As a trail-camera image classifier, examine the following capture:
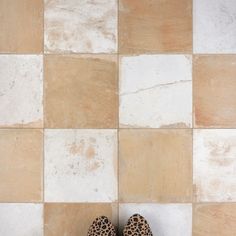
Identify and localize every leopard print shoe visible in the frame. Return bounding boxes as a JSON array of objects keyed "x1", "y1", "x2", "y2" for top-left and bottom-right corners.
[
  {"x1": 123, "y1": 214, "x2": 153, "y2": 236},
  {"x1": 87, "y1": 216, "x2": 117, "y2": 236}
]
